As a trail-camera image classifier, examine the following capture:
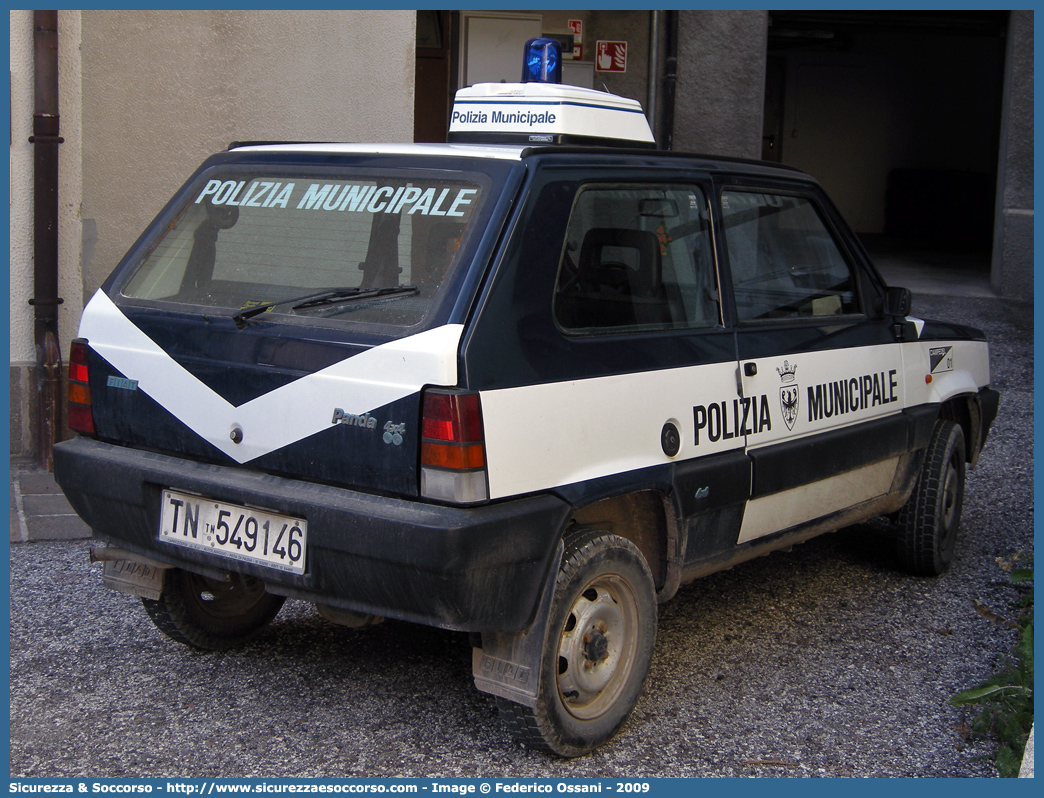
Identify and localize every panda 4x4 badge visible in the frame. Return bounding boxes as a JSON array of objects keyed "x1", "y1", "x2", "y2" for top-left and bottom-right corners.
[
  {"x1": 777, "y1": 360, "x2": 799, "y2": 431},
  {"x1": 383, "y1": 422, "x2": 406, "y2": 446}
]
